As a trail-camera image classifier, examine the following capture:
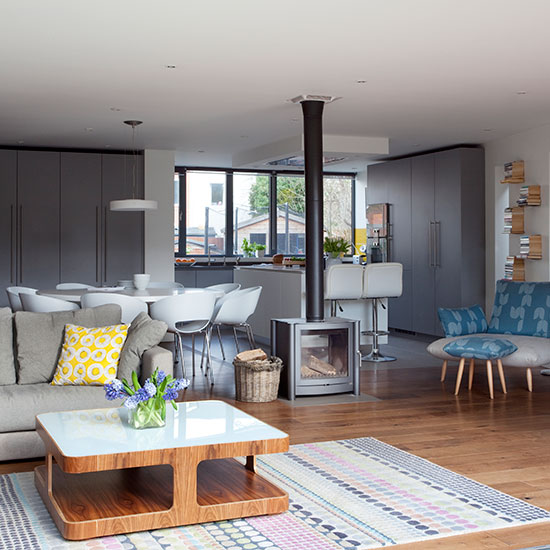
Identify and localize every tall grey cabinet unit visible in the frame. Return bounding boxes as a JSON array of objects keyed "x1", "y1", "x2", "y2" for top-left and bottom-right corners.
[
  {"x1": 0, "y1": 151, "x2": 17, "y2": 306},
  {"x1": 17, "y1": 151, "x2": 61, "y2": 290},
  {"x1": 60, "y1": 152, "x2": 103, "y2": 286},
  {"x1": 367, "y1": 147, "x2": 485, "y2": 336},
  {"x1": 102, "y1": 154, "x2": 144, "y2": 284}
]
